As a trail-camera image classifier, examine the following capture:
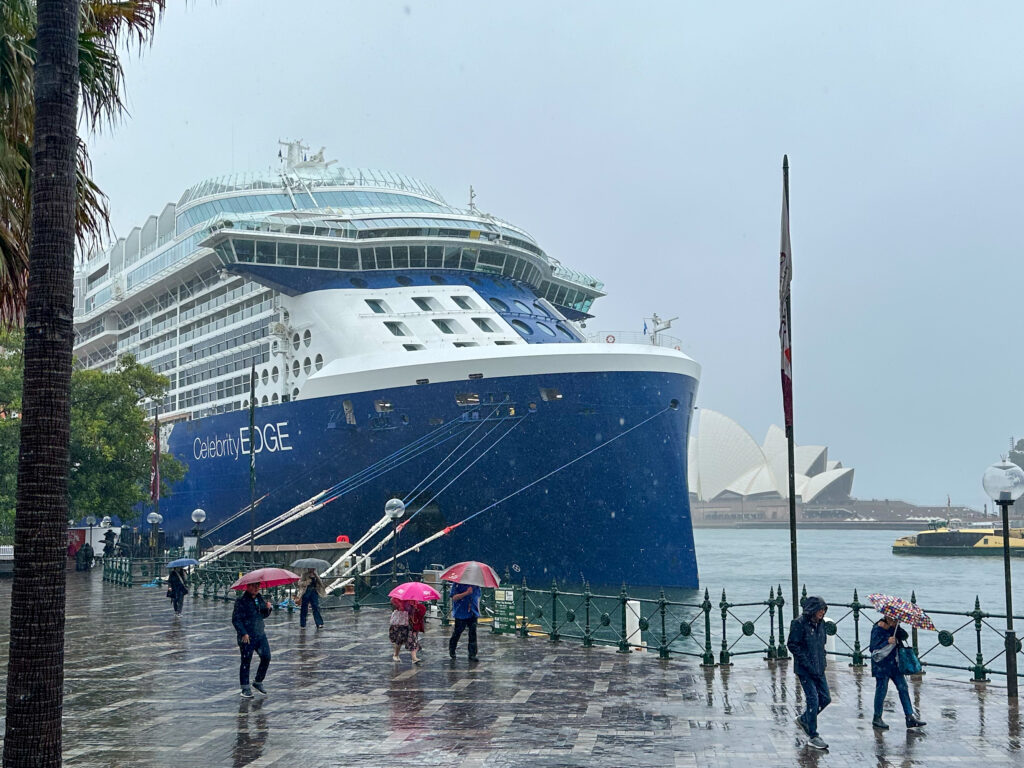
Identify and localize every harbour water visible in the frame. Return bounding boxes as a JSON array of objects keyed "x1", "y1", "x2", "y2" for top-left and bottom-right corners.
[{"x1": 690, "y1": 527, "x2": 1020, "y2": 613}]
